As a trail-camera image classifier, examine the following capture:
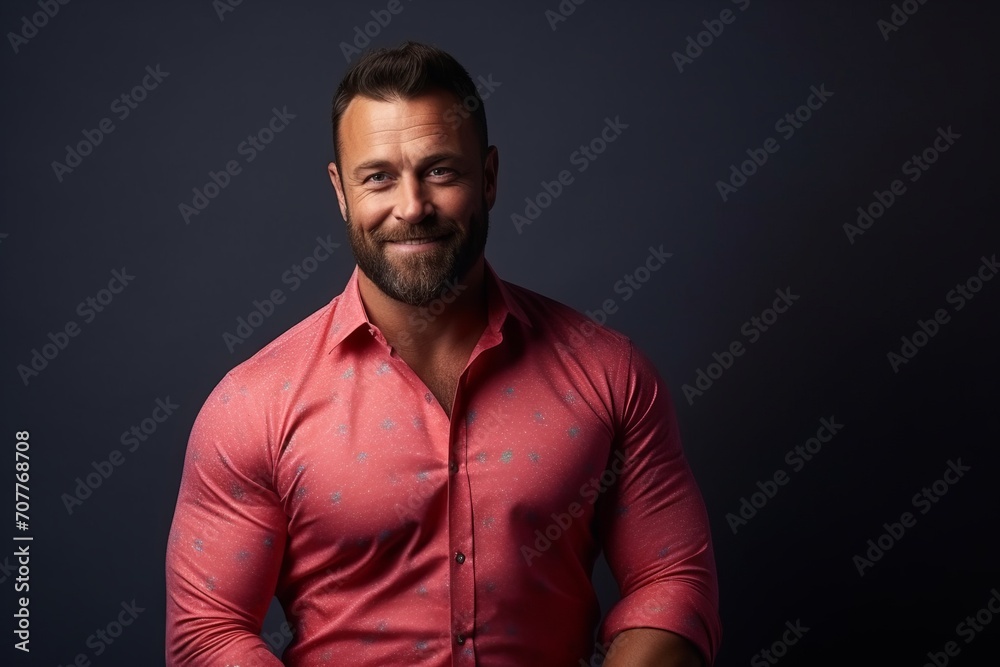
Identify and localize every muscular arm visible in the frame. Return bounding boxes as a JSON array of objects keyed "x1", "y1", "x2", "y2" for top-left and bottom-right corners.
[
  {"x1": 596, "y1": 341, "x2": 722, "y2": 665},
  {"x1": 165, "y1": 374, "x2": 287, "y2": 666},
  {"x1": 604, "y1": 628, "x2": 705, "y2": 667}
]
